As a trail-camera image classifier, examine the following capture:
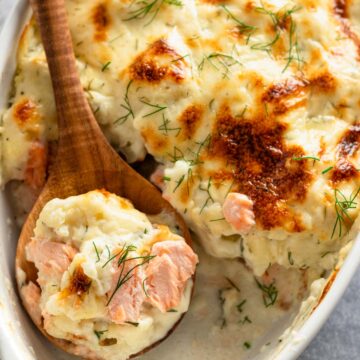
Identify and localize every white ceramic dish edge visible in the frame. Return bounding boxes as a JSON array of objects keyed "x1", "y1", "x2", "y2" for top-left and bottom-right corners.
[{"x1": 0, "y1": 1, "x2": 359, "y2": 359}]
